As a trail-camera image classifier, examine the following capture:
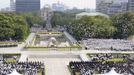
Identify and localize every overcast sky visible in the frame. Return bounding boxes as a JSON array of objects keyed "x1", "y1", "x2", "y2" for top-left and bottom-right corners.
[{"x1": 0, "y1": 0, "x2": 96, "y2": 9}]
